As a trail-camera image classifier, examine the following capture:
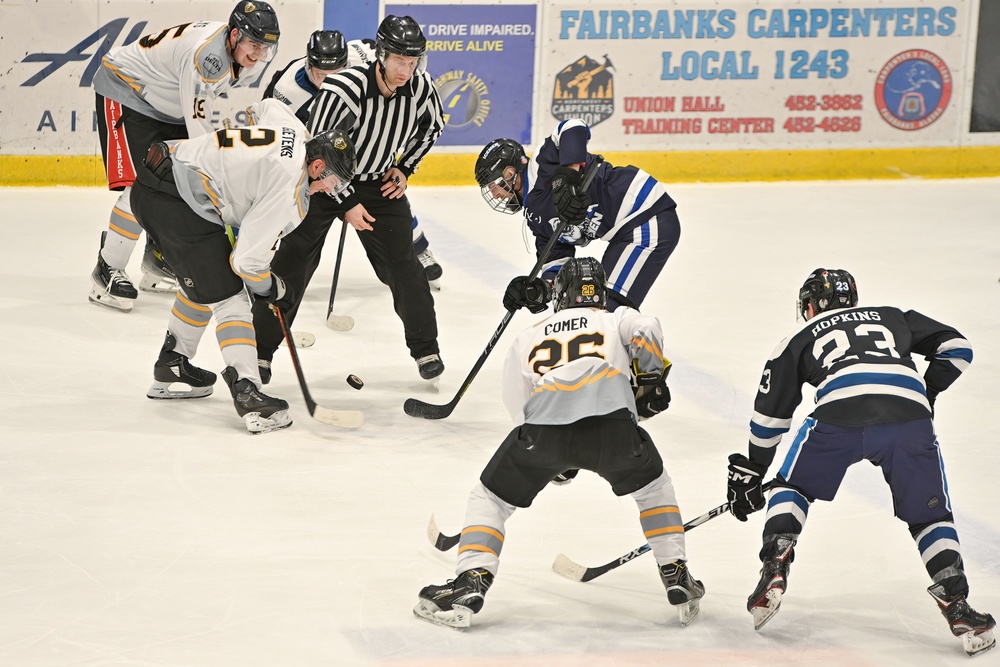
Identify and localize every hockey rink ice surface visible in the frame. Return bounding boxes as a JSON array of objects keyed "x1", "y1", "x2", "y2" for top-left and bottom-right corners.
[{"x1": 1, "y1": 179, "x2": 999, "y2": 666}]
